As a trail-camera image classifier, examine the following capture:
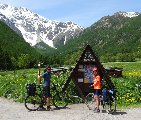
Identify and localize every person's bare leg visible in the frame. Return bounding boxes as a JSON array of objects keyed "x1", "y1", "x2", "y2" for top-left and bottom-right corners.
[
  {"x1": 95, "y1": 96, "x2": 100, "y2": 112},
  {"x1": 96, "y1": 96, "x2": 99, "y2": 110},
  {"x1": 47, "y1": 97, "x2": 50, "y2": 107},
  {"x1": 46, "y1": 97, "x2": 52, "y2": 110}
]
